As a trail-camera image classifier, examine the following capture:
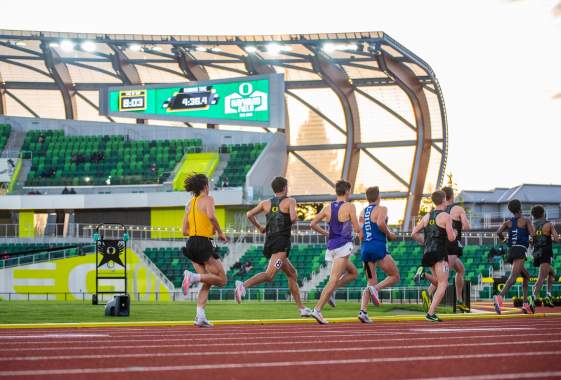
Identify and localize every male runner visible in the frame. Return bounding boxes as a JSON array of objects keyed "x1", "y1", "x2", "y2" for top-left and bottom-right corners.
[
  {"x1": 530, "y1": 205, "x2": 559, "y2": 307},
  {"x1": 358, "y1": 186, "x2": 400, "y2": 324},
  {"x1": 236, "y1": 176, "x2": 312, "y2": 317},
  {"x1": 308, "y1": 180, "x2": 359, "y2": 324},
  {"x1": 411, "y1": 190, "x2": 456, "y2": 322},
  {"x1": 181, "y1": 173, "x2": 228, "y2": 327},
  {"x1": 494, "y1": 199, "x2": 535, "y2": 314},
  {"x1": 417, "y1": 187, "x2": 471, "y2": 312}
]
